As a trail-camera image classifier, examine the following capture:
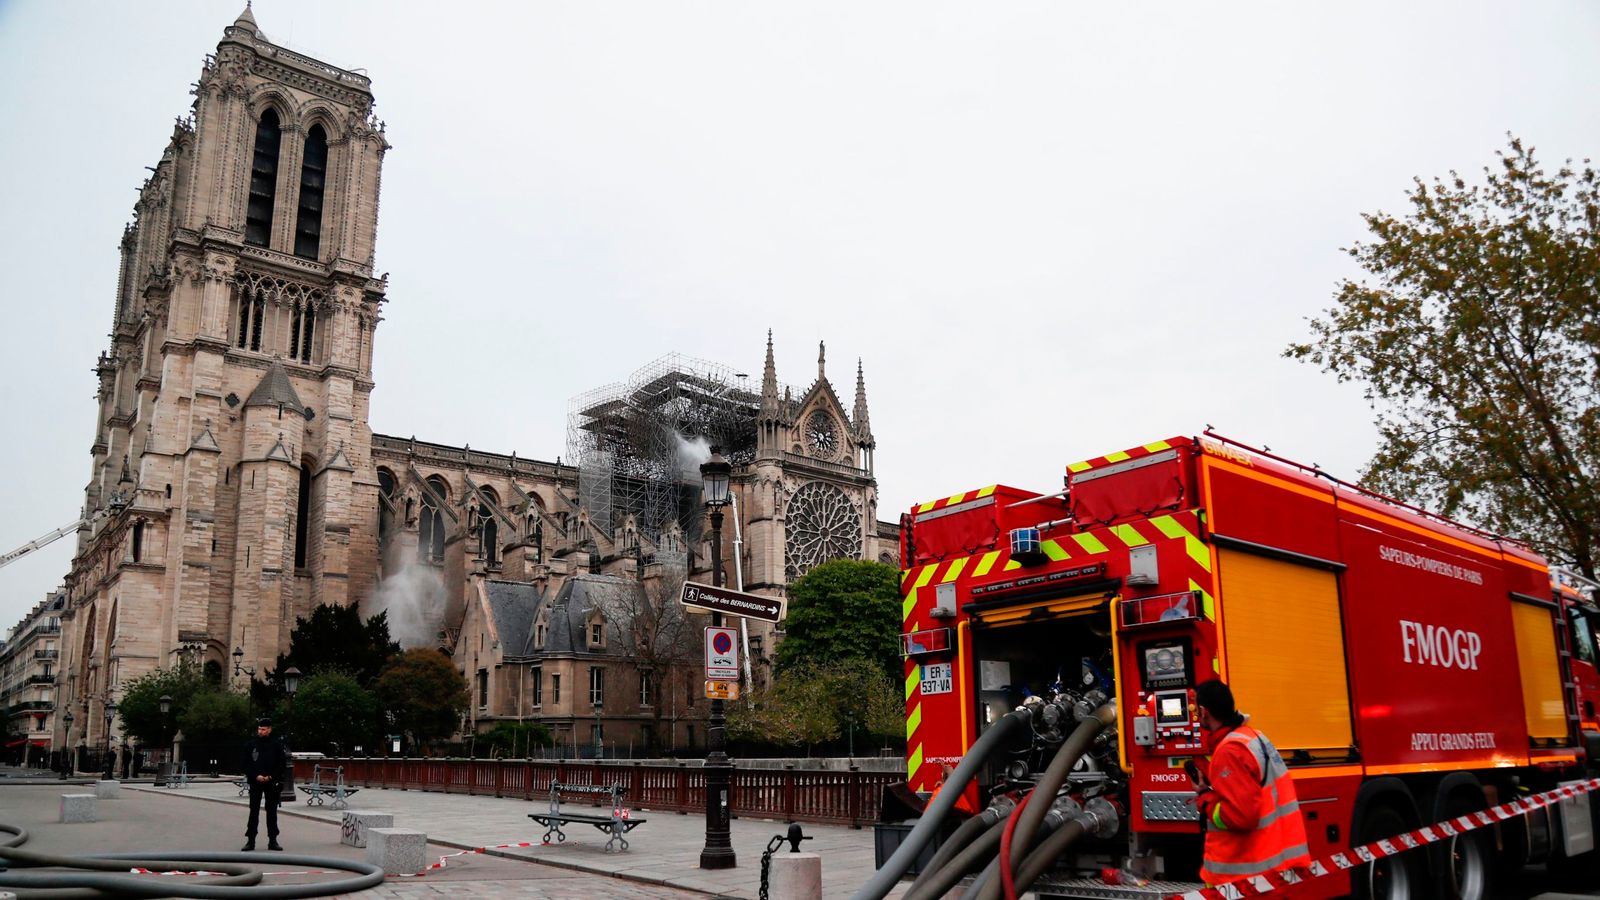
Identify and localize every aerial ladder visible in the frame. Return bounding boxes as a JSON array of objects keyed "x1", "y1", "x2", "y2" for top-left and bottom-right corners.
[{"x1": 0, "y1": 500, "x2": 120, "y2": 571}]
